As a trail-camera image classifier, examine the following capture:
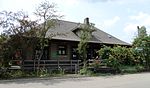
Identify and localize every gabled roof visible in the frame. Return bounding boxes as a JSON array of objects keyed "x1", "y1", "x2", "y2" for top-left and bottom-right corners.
[{"x1": 46, "y1": 20, "x2": 130, "y2": 46}]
